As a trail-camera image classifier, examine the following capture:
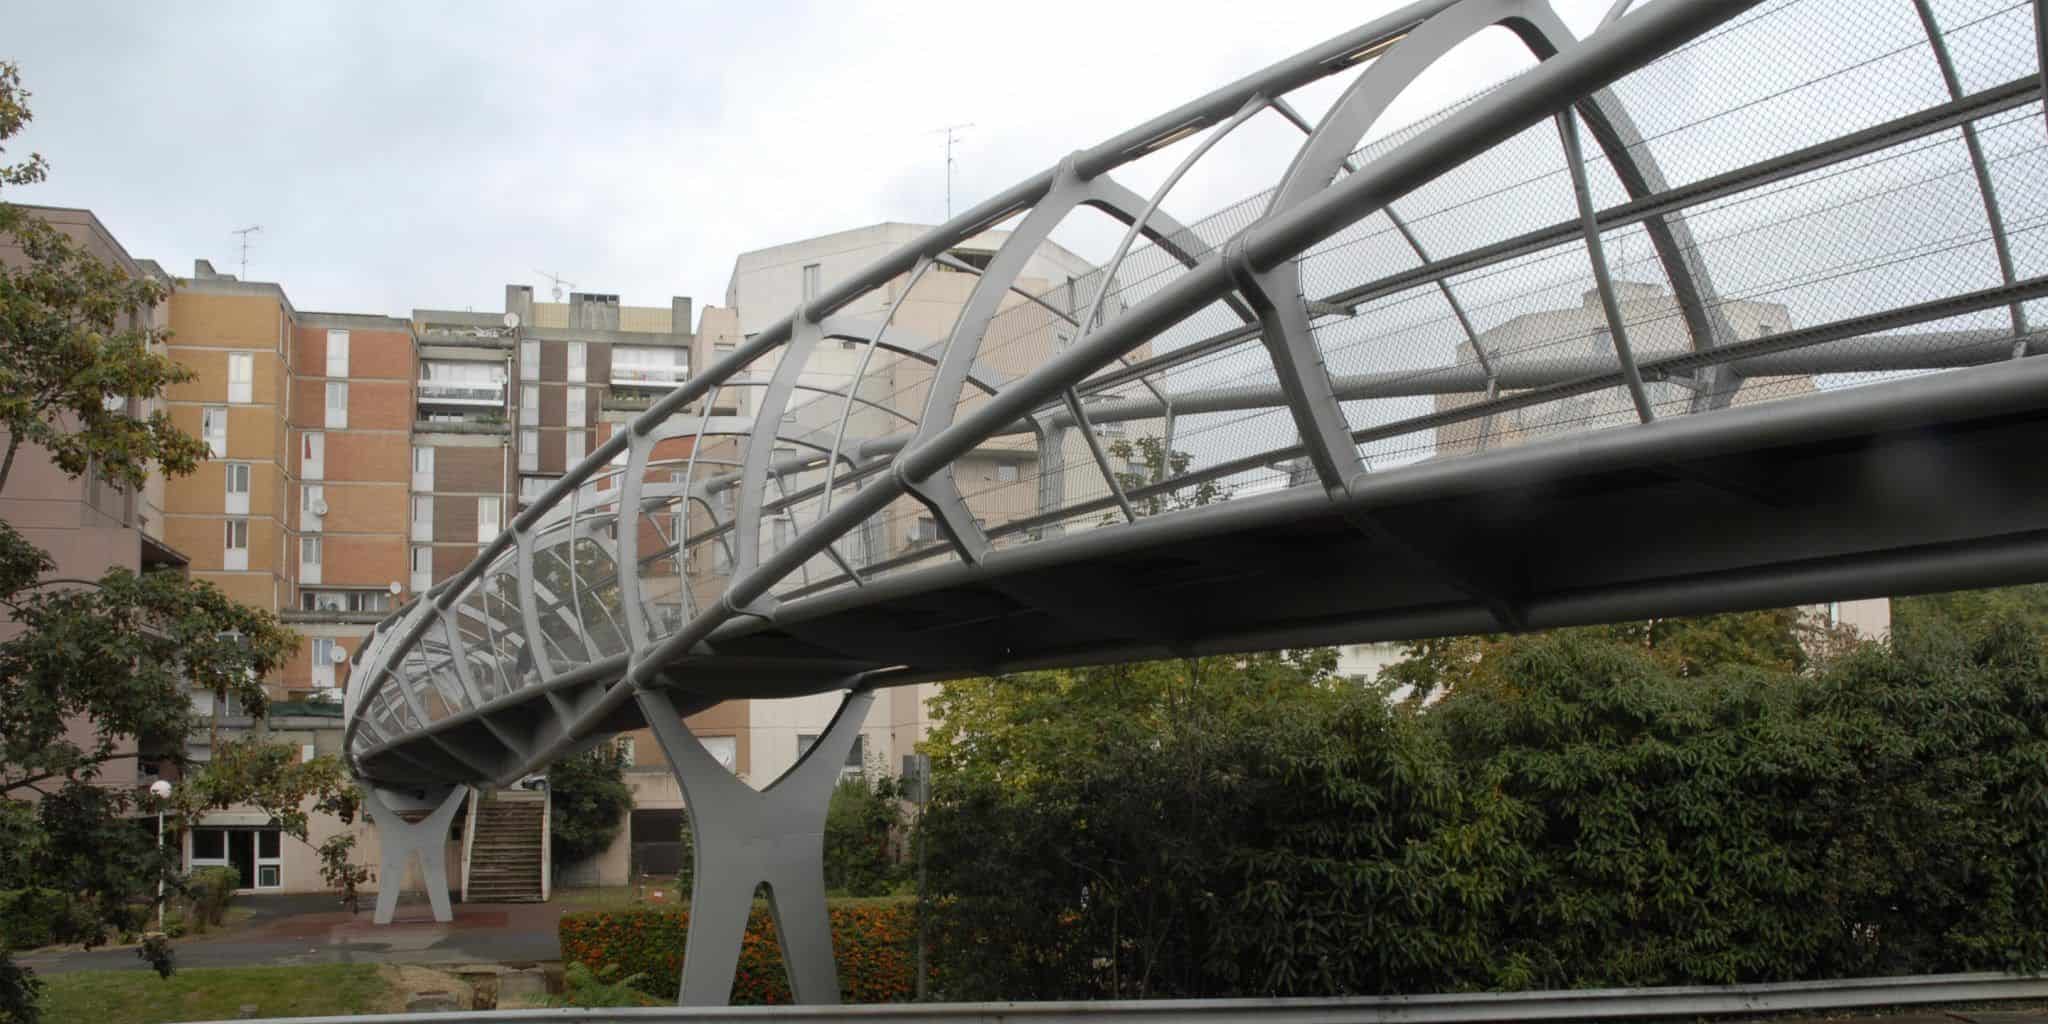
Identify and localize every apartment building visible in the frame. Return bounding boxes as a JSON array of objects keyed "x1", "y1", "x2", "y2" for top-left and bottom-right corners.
[
  {"x1": 1432, "y1": 279, "x2": 1891, "y2": 639},
  {"x1": 0, "y1": 207, "x2": 185, "y2": 796}
]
